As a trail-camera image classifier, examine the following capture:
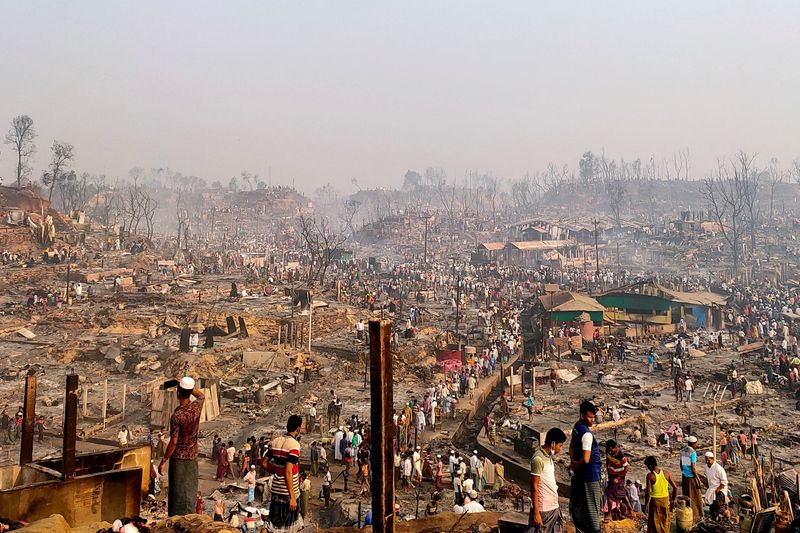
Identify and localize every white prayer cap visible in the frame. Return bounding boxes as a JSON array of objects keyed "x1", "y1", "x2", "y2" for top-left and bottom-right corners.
[
  {"x1": 179, "y1": 376, "x2": 195, "y2": 390},
  {"x1": 416, "y1": 446, "x2": 421, "y2": 450},
  {"x1": 704, "y1": 451, "x2": 714, "y2": 458},
  {"x1": 469, "y1": 490, "x2": 478, "y2": 499},
  {"x1": 473, "y1": 450, "x2": 478, "y2": 454},
  {"x1": 687, "y1": 436, "x2": 697, "y2": 443}
]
